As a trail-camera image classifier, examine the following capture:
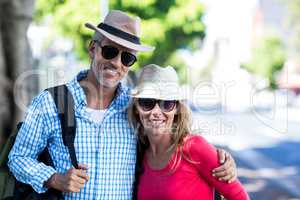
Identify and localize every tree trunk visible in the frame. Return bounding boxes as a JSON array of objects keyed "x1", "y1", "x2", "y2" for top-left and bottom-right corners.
[{"x1": 0, "y1": 0, "x2": 36, "y2": 149}]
